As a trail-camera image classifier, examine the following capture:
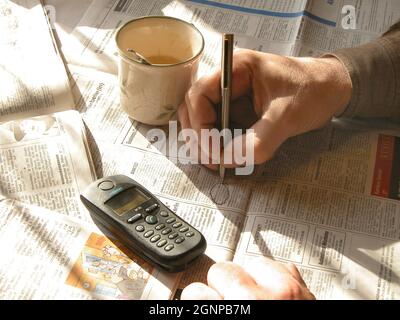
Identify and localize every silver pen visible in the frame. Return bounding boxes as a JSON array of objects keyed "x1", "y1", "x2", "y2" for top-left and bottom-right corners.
[{"x1": 220, "y1": 33, "x2": 234, "y2": 180}]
